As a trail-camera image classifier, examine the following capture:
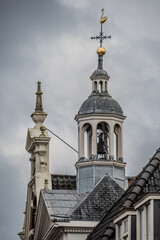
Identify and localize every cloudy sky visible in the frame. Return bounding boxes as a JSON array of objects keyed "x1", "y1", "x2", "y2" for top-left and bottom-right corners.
[{"x1": 1, "y1": 0, "x2": 160, "y2": 239}]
